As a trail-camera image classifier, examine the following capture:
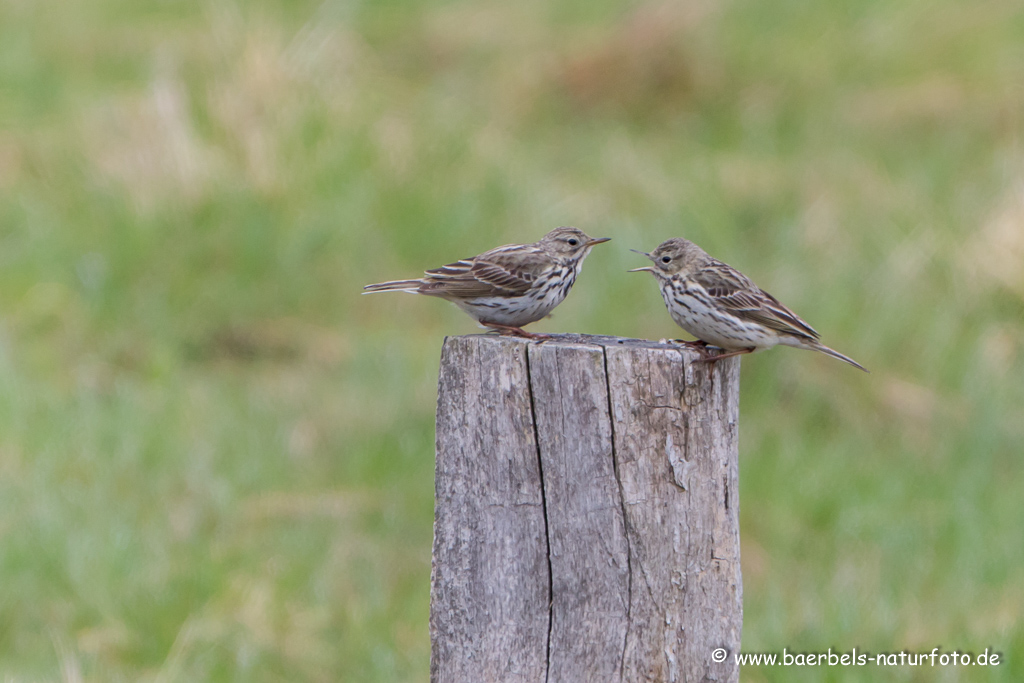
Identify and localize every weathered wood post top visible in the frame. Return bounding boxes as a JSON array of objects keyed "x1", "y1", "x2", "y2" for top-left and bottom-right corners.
[{"x1": 431, "y1": 333, "x2": 742, "y2": 683}]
